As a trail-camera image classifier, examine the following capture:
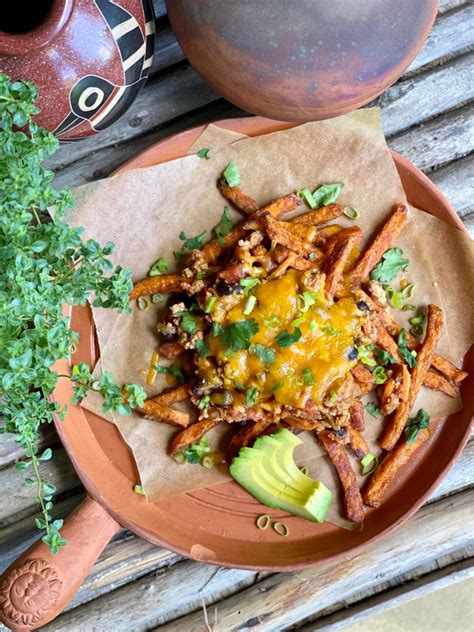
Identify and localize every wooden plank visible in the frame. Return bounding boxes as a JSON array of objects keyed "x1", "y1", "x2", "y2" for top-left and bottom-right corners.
[
  {"x1": 0, "y1": 447, "x2": 80, "y2": 526},
  {"x1": 380, "y1": 52, "x2": 474, "y2": 137},
  {"x1": 44, "y1": 561, "x2": 260, "y2": 631},
  {"x1": 299, "y1": 558, "x2": 474, "y2": 630},
  {"x1": 53, "y1": 99, "x2": 244, "y2": 189},
  {"x1": 388, "y1": 103, "x2": 474, "y2": 173},
  {"x1": 153, "y1": 0, "x2": 167, "y2": 20},
  {"x1": 407, "y1": 4, "x2": 474, "y2": 75},
  {"x1": 42, "y1": 489, "x2": 473, "y2": 631},
  {"x1": 0, "y1": 425, "x2": 58, "y2": 469},
  {"x1": 439, "y1": 0, "x2": 470, "y2": 13},
  {"x1": 151, "y1": 19, "x2": 185, "y2": 76},
  {"x1": 430, "y1": 154, "x2": 474, "y2": 218}
]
